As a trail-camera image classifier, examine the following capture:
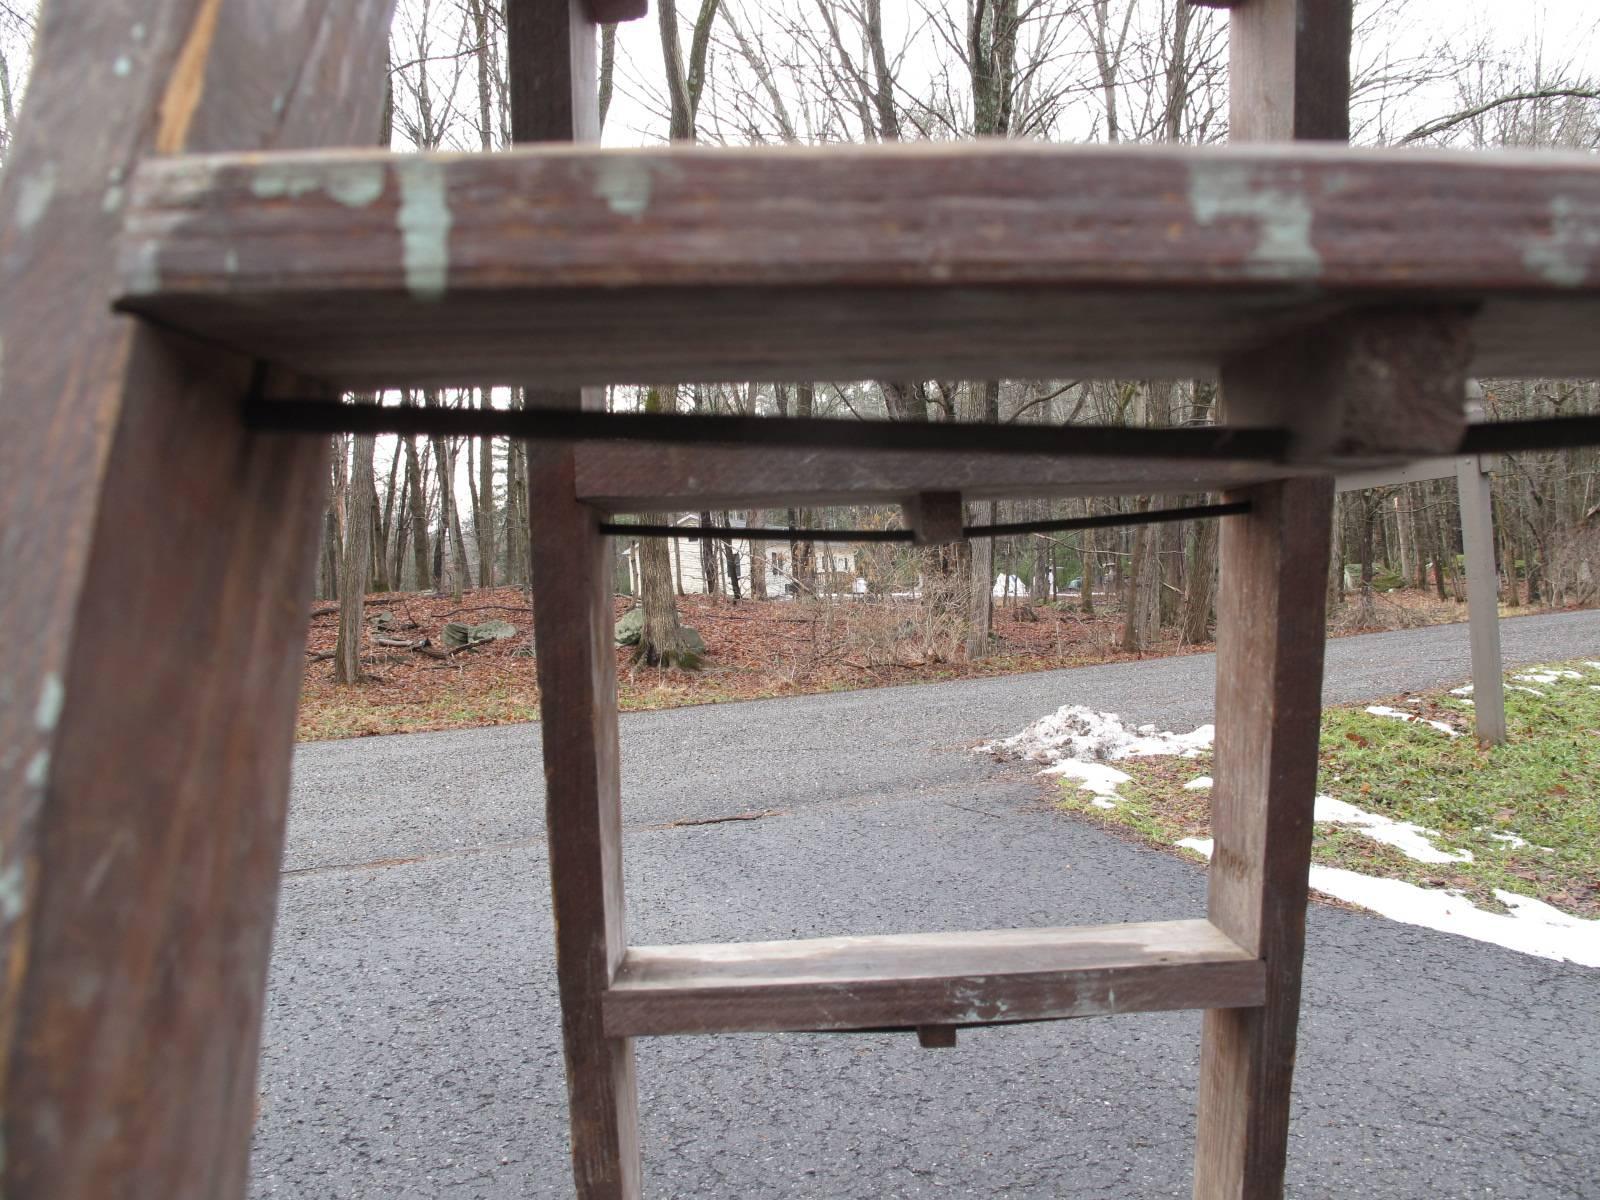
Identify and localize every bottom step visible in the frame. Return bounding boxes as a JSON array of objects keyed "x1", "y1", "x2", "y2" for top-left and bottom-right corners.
[{"x1": 603, "y1": 918, "x2": 1262, "y2": 1037}]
